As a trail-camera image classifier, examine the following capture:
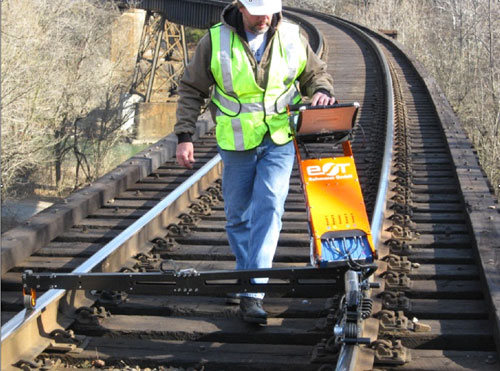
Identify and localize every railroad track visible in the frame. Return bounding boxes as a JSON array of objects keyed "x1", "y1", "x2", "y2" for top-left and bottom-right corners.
[{"x1": 2, "y1": 5, "x2": 499, "y2": 371}]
